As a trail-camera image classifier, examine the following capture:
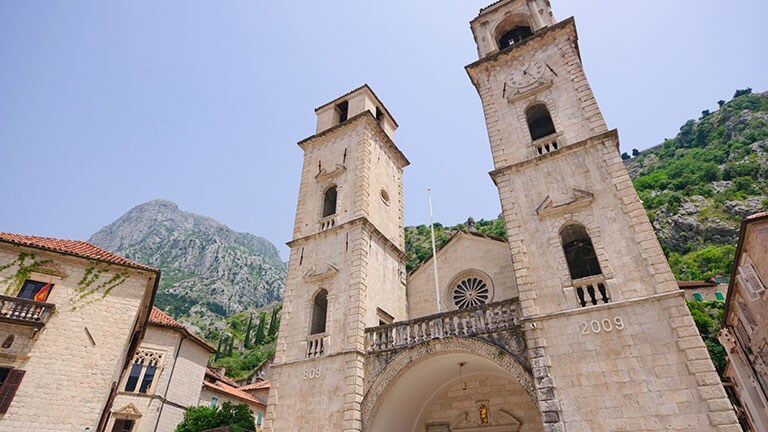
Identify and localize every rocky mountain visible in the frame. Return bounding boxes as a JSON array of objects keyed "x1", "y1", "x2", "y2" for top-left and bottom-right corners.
[
  {"x1": 404, "y1": 89, "x2": 768, "y2": 281},
  {"x1": 89, "y1": 199, "x2": 286, "y2": 332}
]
